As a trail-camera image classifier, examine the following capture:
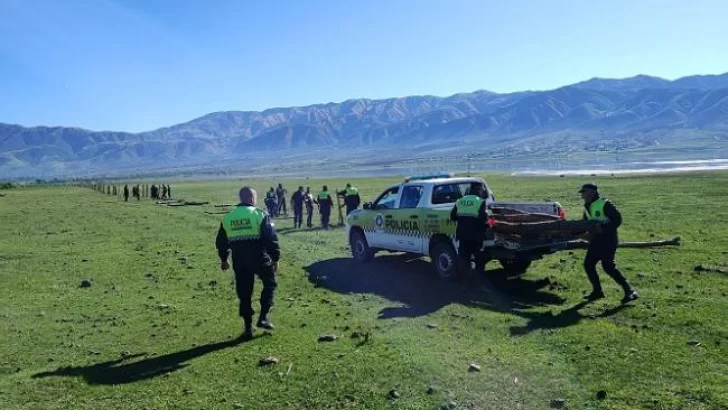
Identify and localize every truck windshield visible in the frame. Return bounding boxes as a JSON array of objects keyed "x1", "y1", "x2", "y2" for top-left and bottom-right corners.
[
  {"x1": 431, "y1": 182, "x2": 484, "y2": 205},
  {"x1": 373, "y1": 186, "x2": 399, "y2": 209}
]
